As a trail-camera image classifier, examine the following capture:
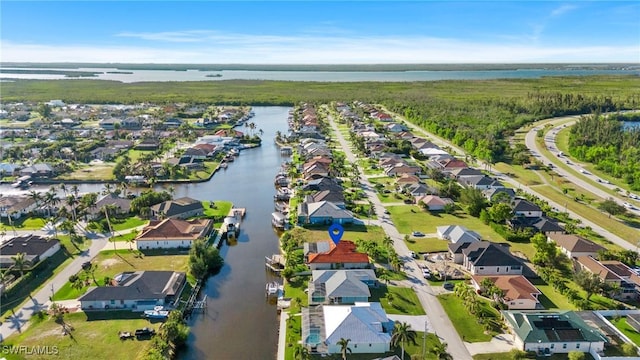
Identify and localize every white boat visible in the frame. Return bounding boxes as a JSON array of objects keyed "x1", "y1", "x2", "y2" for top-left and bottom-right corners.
[
  {"x1": 220, "y1": 162, "x2": 228, "y2": 169},
  {"x1": 144, "y1": 306, "x2": 170, "y2": 319},
  {"x1": 266, "y1": 281, "x2": 282, "y2": 296}
]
